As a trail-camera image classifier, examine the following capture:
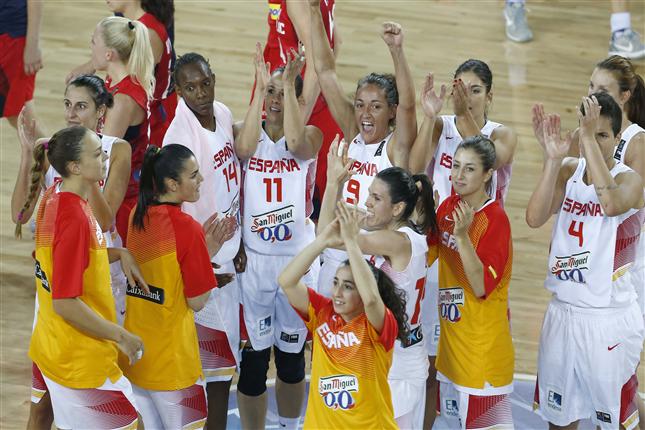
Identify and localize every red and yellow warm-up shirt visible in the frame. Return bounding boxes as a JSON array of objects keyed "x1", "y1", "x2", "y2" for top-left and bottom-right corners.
[
  {"x1": 124, "y1": 204, "x2": 216, "y2": 390},
  {"x1": 427, "y1": 195, "x2": 514, "y2": 389},
  {"x1": 299, "y1": 288, "x2": 398, "y2": 430},
  {"x1": 29, "y1": 188, "x2": 122, "y2": 389}
]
